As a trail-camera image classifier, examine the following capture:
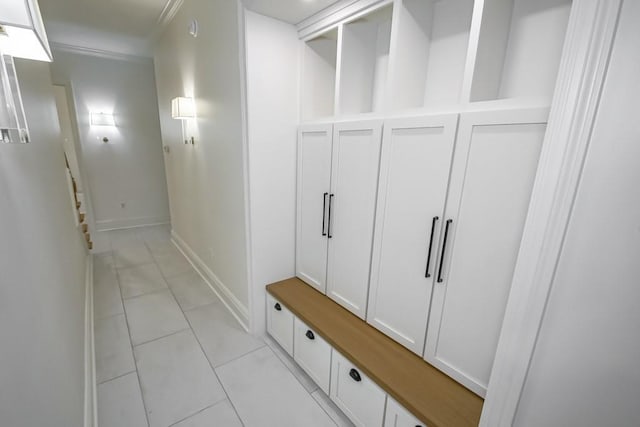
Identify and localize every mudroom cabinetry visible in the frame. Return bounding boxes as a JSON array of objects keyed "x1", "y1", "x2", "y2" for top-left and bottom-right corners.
[
  {"x1": 291, "y1": 0, "x2": 572, "y2": 399},
  {"x1": 295, "y1": 120, "x2": 383, "y2": 319}
]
